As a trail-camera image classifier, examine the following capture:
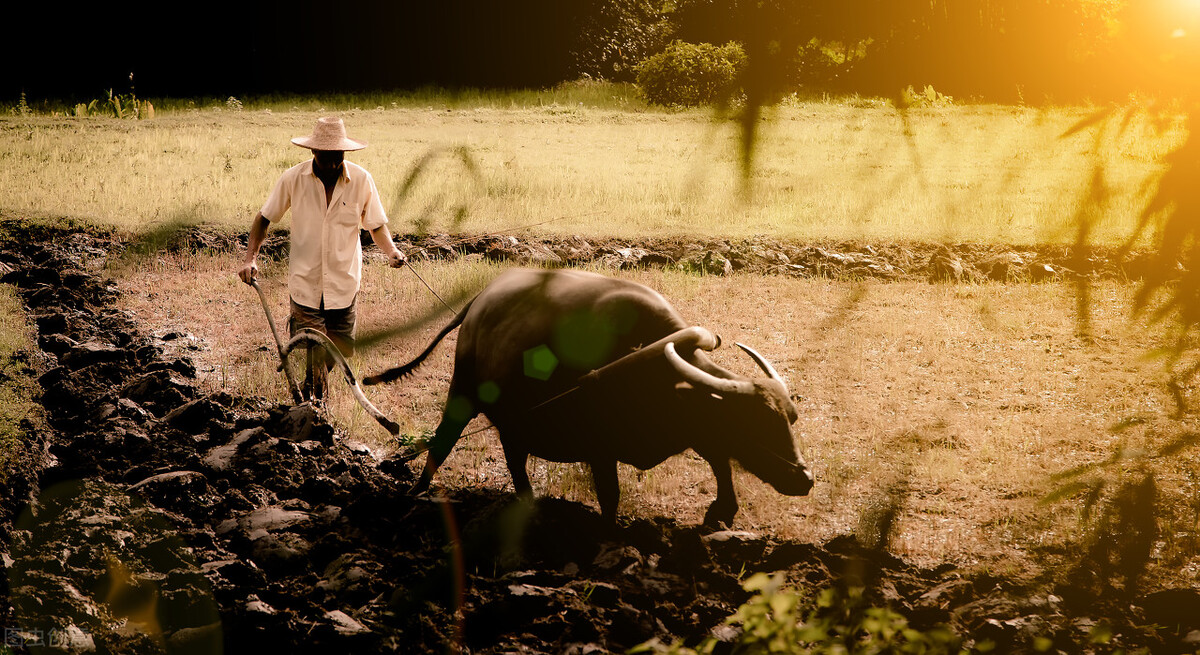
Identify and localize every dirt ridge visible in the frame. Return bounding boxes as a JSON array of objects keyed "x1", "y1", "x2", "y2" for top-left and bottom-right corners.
[{"x1": 170, "y1": 225, "x2": 1157, "y2": 283}]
